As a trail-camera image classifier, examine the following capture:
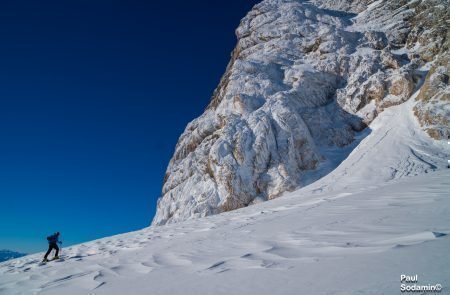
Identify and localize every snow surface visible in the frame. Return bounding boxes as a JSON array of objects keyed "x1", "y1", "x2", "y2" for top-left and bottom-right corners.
[{"x1": 1, "y1": 96, "x2": 449, "y2": 294}]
